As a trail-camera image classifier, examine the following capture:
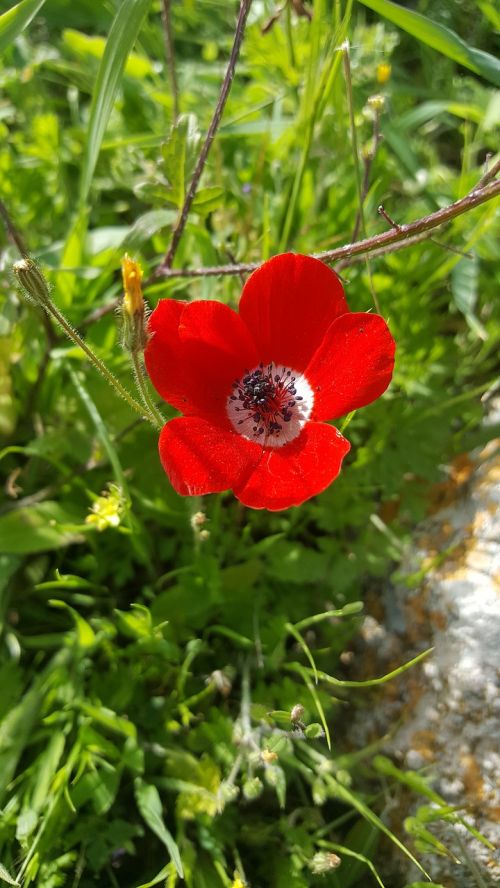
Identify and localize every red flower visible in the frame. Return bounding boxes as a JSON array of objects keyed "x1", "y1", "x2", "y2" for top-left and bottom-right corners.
[{"x1": 145, "y1": 253, "x2": 395, "y2": 511}]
